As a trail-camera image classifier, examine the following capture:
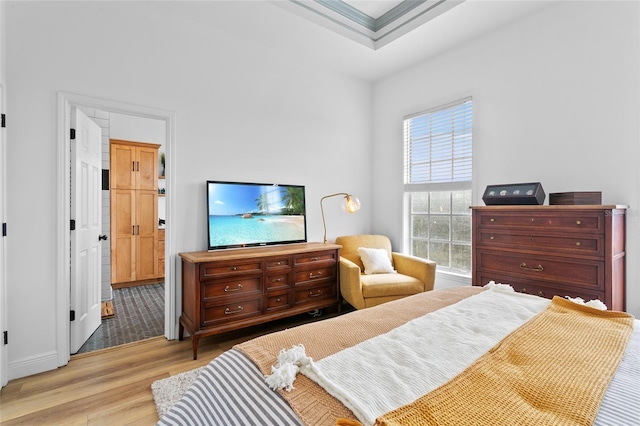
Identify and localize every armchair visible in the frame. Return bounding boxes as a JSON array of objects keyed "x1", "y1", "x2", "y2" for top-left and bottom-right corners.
[{"x1": 335, "y1": 235, "x2": 436, "y2": 310}]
